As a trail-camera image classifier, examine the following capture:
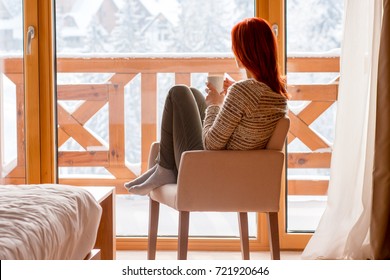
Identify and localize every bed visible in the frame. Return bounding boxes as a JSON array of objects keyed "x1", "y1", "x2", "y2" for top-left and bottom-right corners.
[{"x1": 0, "y1": 184, "x2": 105, "y2": 260}]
